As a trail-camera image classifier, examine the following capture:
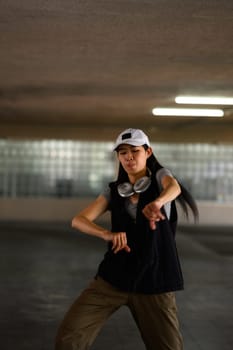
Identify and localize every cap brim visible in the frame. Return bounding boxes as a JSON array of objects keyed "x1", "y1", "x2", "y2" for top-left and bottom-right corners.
[{"x1": 113, "y1": 140, "x2": 147, "y2": 151}]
